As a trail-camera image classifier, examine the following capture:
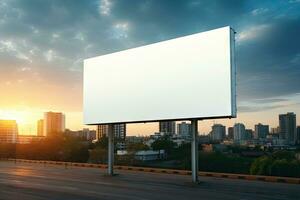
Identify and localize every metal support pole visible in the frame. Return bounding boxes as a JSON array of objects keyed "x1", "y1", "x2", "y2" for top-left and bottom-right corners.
[
  {"x1": 108, "y1": 124, "x2": 114, "y2": 176},
  {"x1": 191, "y1": 119, "x2": 199, "y2": 183}
]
